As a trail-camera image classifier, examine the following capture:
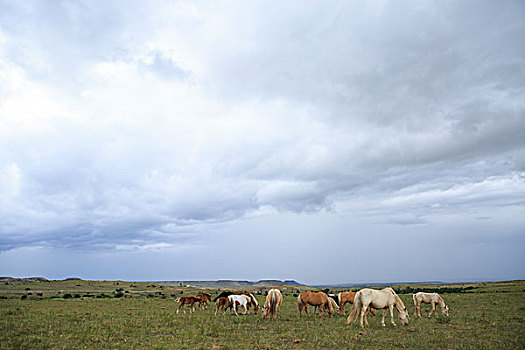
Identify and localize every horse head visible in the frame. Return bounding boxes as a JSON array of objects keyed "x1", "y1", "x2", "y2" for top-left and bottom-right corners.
[
  {"x1": 261, "y1": 306, "x2": 269, "y2": 319},
  {"x1": 442, "y1": 305, "x2": 450, "y2": 317},
  {"x1": 397, "y1": 305, "x2": 410, "y2": 325}
]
